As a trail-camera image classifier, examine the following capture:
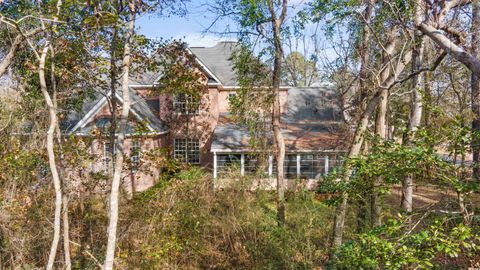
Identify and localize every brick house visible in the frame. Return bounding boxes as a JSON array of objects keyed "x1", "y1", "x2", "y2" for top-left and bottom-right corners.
[{"x1": 64, "y1": 42, "x2": 347, "y2": 192}]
